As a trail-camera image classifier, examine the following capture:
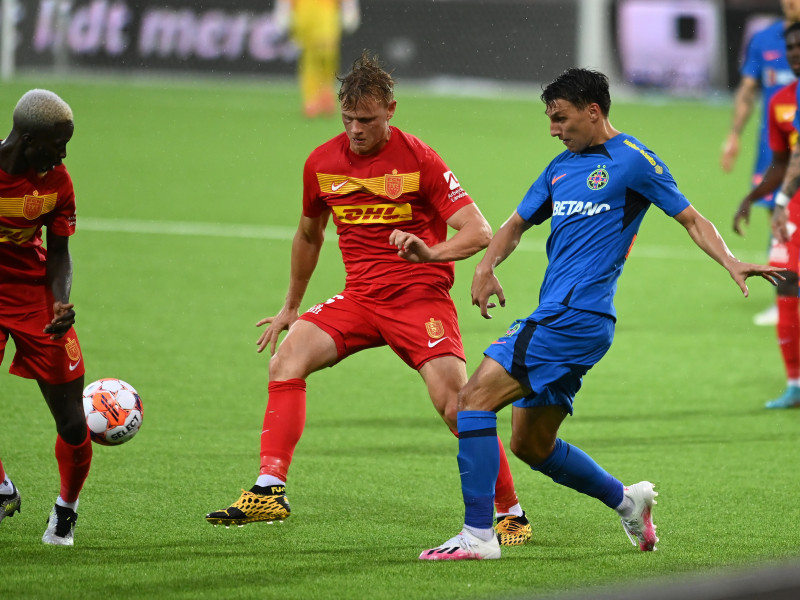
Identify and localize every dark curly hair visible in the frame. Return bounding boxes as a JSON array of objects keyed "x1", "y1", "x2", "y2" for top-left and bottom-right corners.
[
  {"x1": 338, "y1": 50, "x2": 394, "y2": 111},
  {"x1": 541, "y1": 68, "x2": 611, "y2": 116}
]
